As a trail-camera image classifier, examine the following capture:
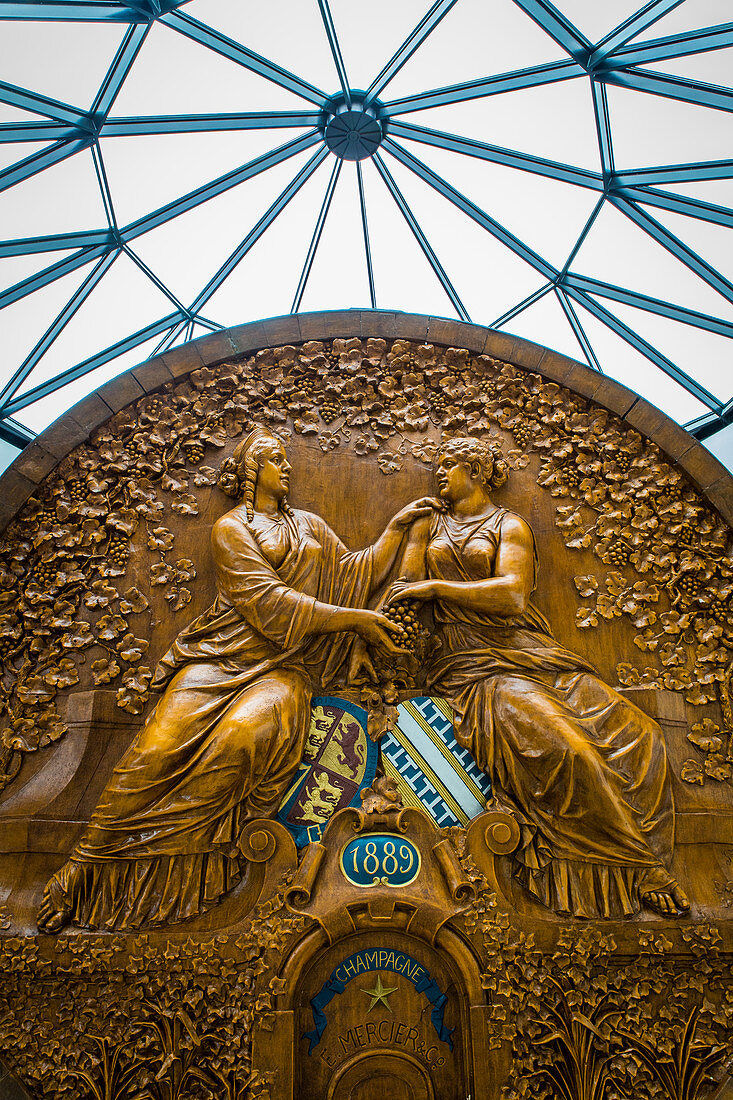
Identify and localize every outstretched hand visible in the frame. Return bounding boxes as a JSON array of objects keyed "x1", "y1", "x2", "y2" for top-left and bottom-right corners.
[
  {"x1": 384, "y1": 578, "x2": 436, "y2": 608},
  {"x1": 389, "y1": 497, "x2": 443, "y2": 530},
  {"x1": 354, "y1": 609, "x2": 410, "y2": 656}
]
